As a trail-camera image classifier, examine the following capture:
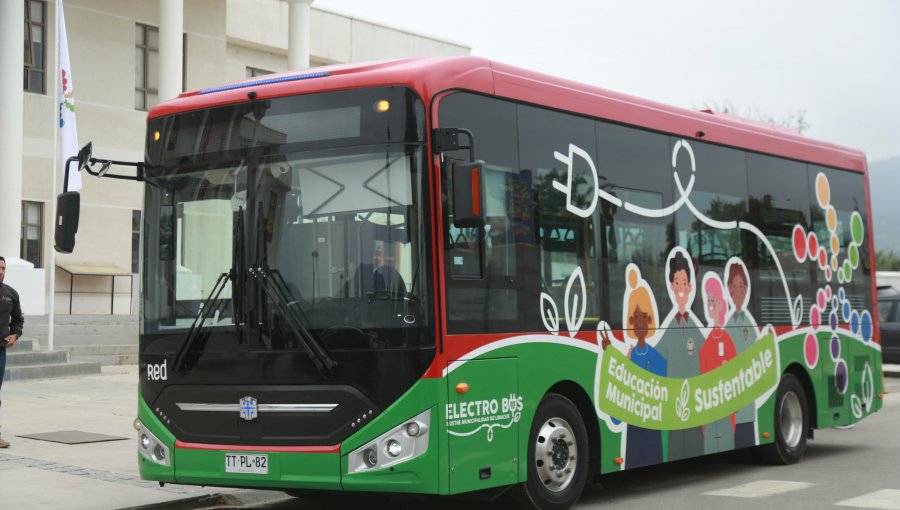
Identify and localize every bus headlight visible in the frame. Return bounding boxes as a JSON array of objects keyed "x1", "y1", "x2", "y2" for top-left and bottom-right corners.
[
  {"x1": 363, "y1": 448, "x2": 378, "y2": 468},
  {"x1": 136, "y1": 421, "x2": 170, "y2": 466},
  {"x1": 348, "y1": 408, "x2": 430, "y2": 473},
  {"x1": 385, "y1": 439, "x2": 402, "y2": 458}
]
